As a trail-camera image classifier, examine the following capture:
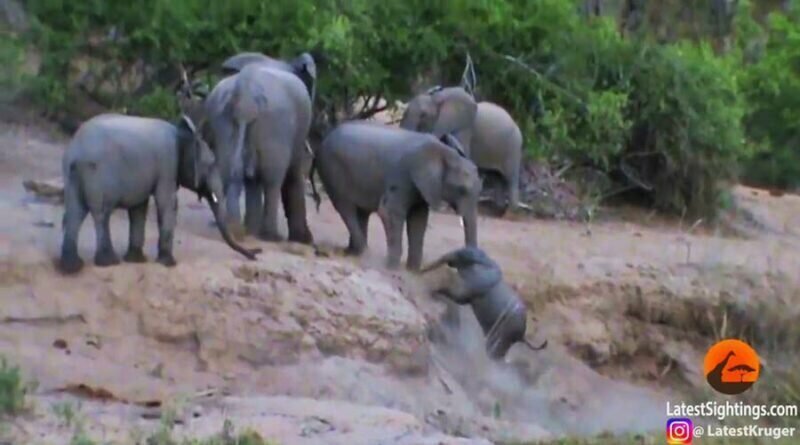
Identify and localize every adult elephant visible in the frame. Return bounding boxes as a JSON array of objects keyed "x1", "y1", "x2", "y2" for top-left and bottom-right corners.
[
  {"x1": 202, "y1": 55, "x2": 313, "y2": 243},
  {"x1": 400, "y1": 86, "x2": 523, "y2": 213},
  {"x1": 311, "y1": 121, "x2": 482, "y2": 271}
]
